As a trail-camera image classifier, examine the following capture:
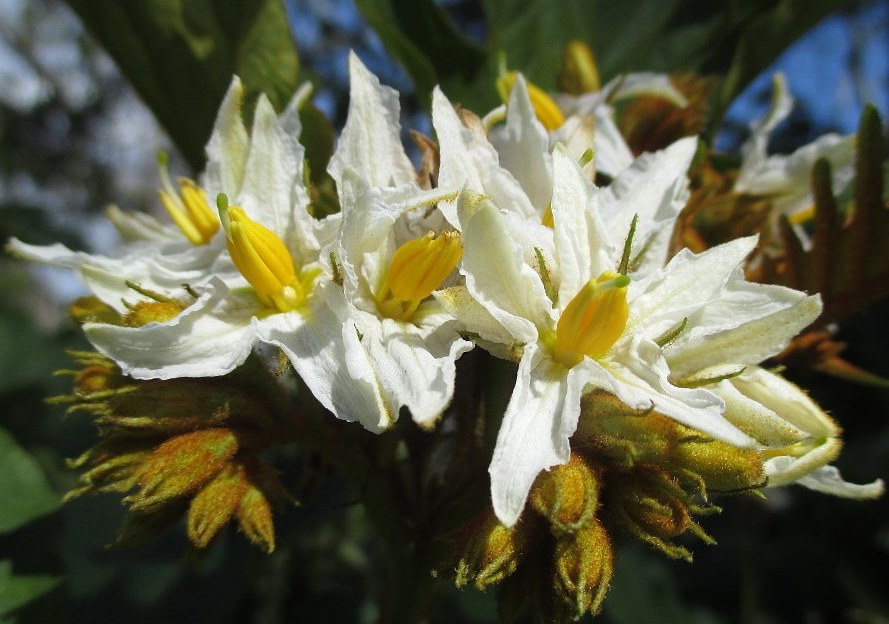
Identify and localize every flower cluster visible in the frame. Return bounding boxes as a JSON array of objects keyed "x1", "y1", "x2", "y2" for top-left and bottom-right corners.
[{"x1": 8, "y1": 47, "x2": 883, "y2": 619}]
